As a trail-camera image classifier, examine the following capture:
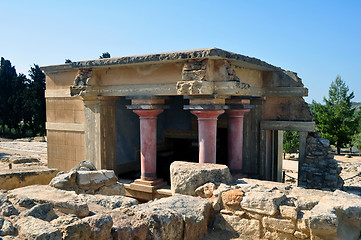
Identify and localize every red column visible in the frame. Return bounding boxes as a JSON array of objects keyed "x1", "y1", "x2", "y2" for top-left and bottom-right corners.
[
  {"x1": 226, "y1": 109, "x2": 250, "y2": 173},
  {"x1": 191, "y1": 110, "x2": 224, "y2": 164},
  {"x1": 133, "y1": 109, "x2": 163, "y2": 180}
]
